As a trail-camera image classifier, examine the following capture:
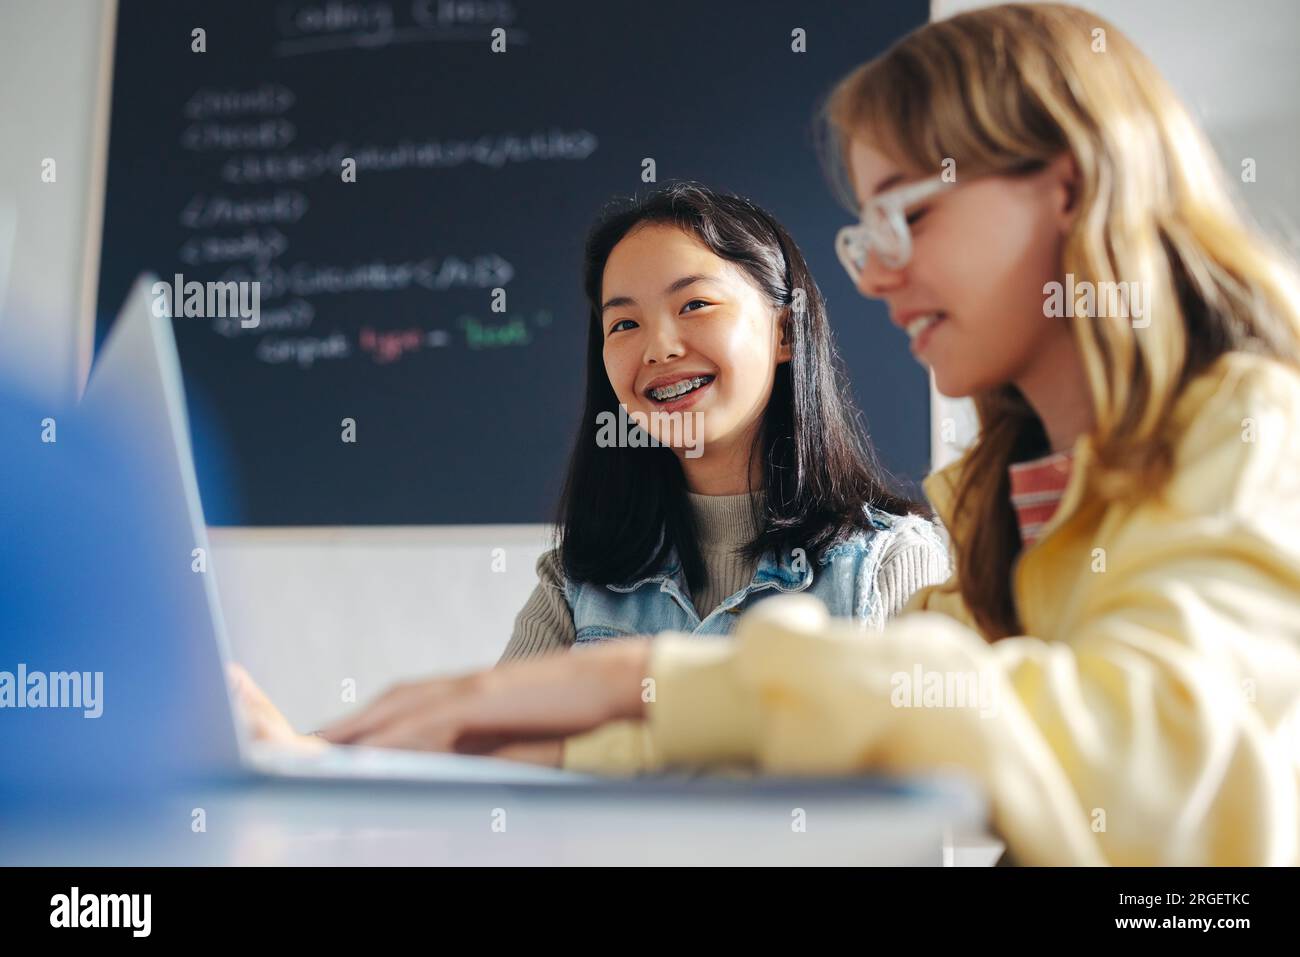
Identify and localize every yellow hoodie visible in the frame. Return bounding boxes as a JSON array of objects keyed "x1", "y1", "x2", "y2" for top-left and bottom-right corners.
[{"x1": 563, "y1": 352, "x2": 1300, "y2": 866}]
